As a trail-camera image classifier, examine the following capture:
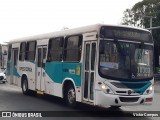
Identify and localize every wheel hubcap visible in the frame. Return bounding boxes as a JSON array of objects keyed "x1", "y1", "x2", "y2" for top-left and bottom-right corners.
[{"x1": 68, "y1": 88, "x2": 75, "y2": 104}]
